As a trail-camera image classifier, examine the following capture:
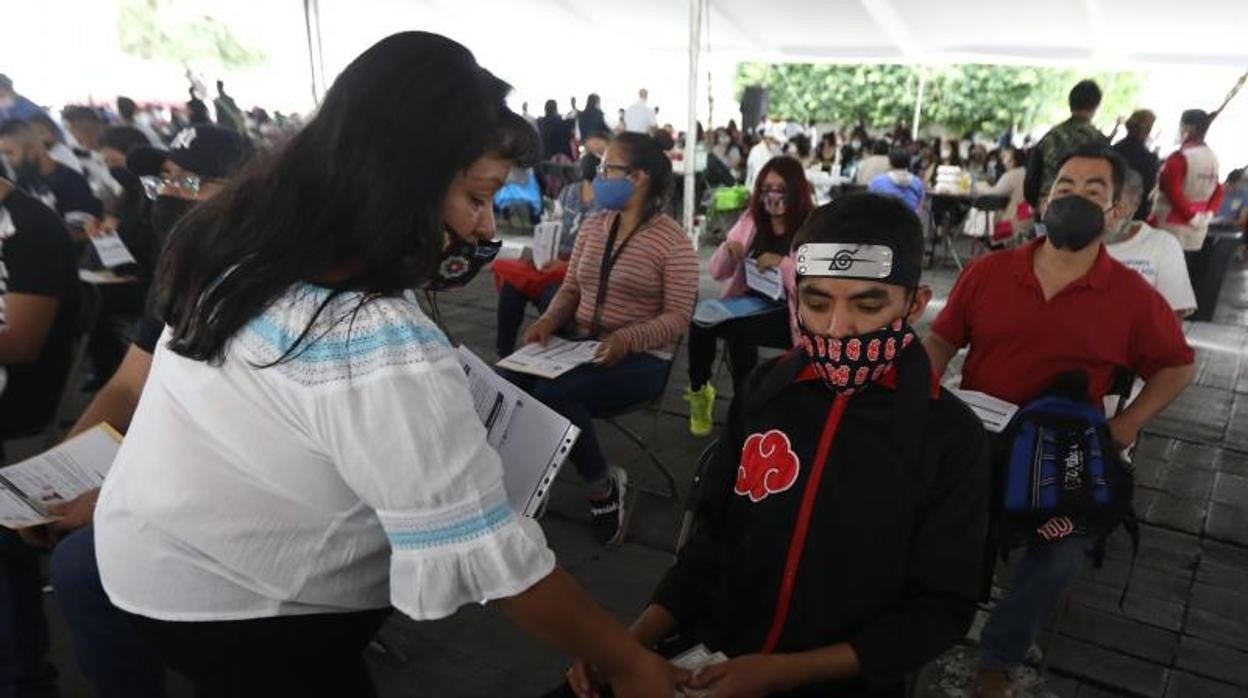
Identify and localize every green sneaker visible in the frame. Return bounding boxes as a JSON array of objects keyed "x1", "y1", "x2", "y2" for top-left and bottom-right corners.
[{"x1": 684, "y1": 383, "x2": 716, "y2": 437}]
